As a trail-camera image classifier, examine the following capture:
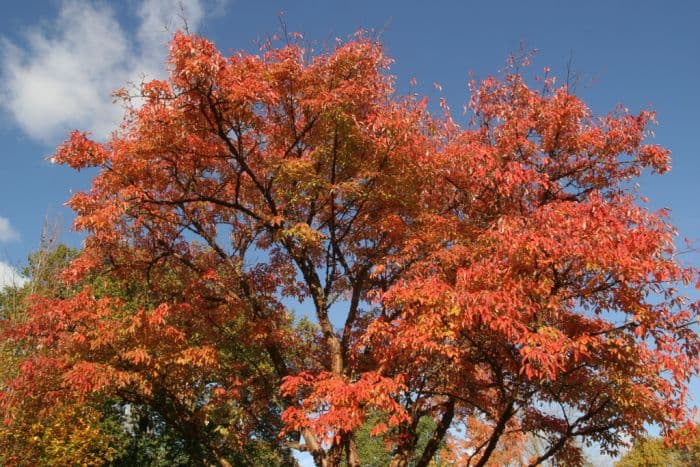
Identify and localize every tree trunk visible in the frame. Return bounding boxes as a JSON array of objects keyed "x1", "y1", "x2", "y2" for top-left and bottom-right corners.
[{"x1": 346, "y1": 435, "x2": 360, "y2": 467}]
